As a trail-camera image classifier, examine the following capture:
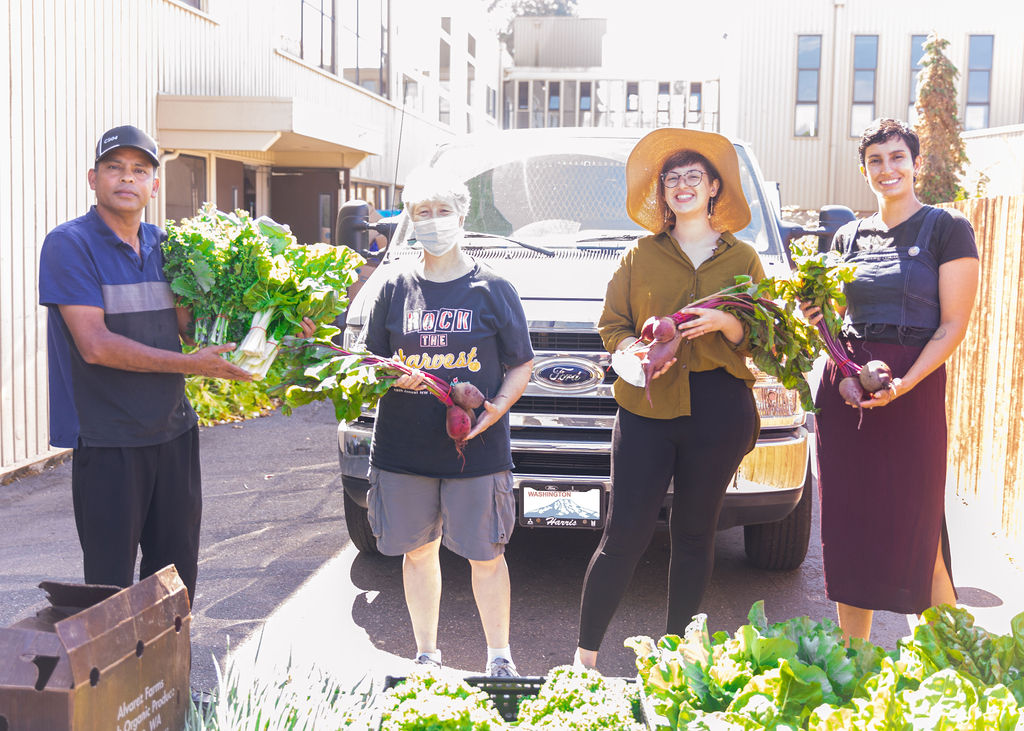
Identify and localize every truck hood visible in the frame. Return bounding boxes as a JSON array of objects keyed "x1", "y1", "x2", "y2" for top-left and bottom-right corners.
[{"x1": 345, "y1": 245, "x2": 793, "y2": 332}]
